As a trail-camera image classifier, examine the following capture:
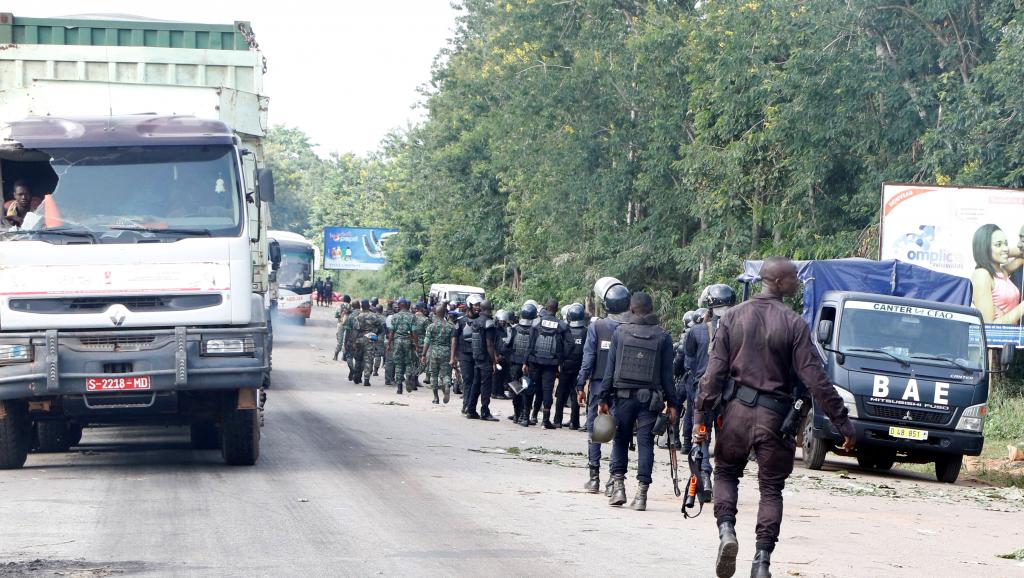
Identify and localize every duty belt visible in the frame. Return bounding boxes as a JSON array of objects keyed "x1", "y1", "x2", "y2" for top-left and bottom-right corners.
[
  {"x1": 615, "y1": 387, "x2": 656, "y2": 399},
  {"x1": 734, "y1": 383, "x2": 790, "y2": 417}
]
